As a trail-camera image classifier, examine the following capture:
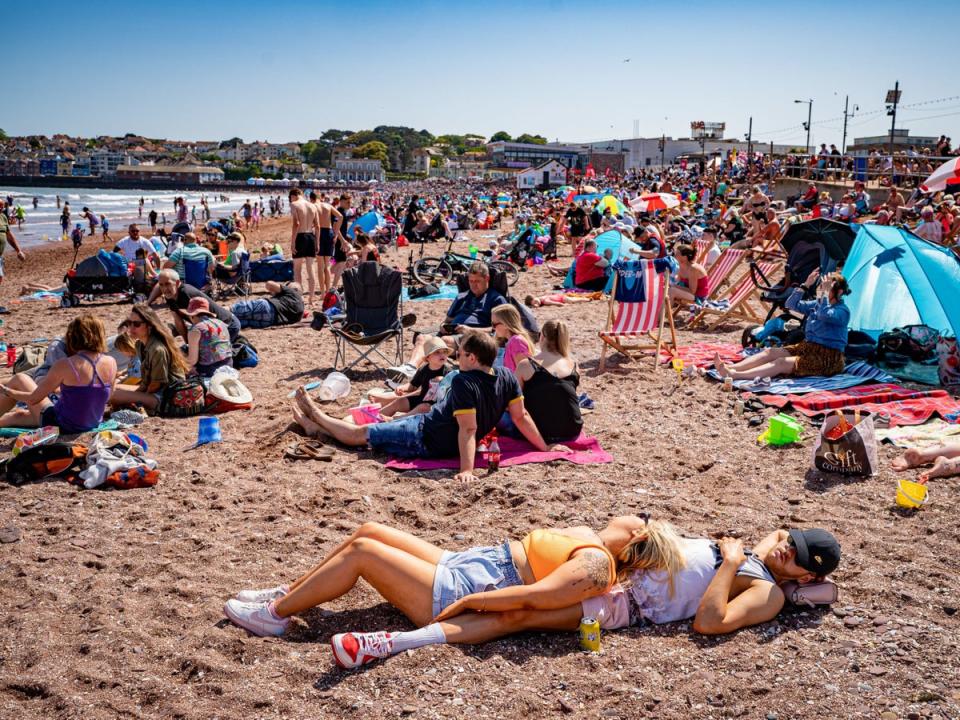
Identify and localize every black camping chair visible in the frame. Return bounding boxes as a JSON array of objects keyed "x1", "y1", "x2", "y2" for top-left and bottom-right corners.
[{"x1": 326, "y1": 262, "x2": 413, "y2": 379}]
